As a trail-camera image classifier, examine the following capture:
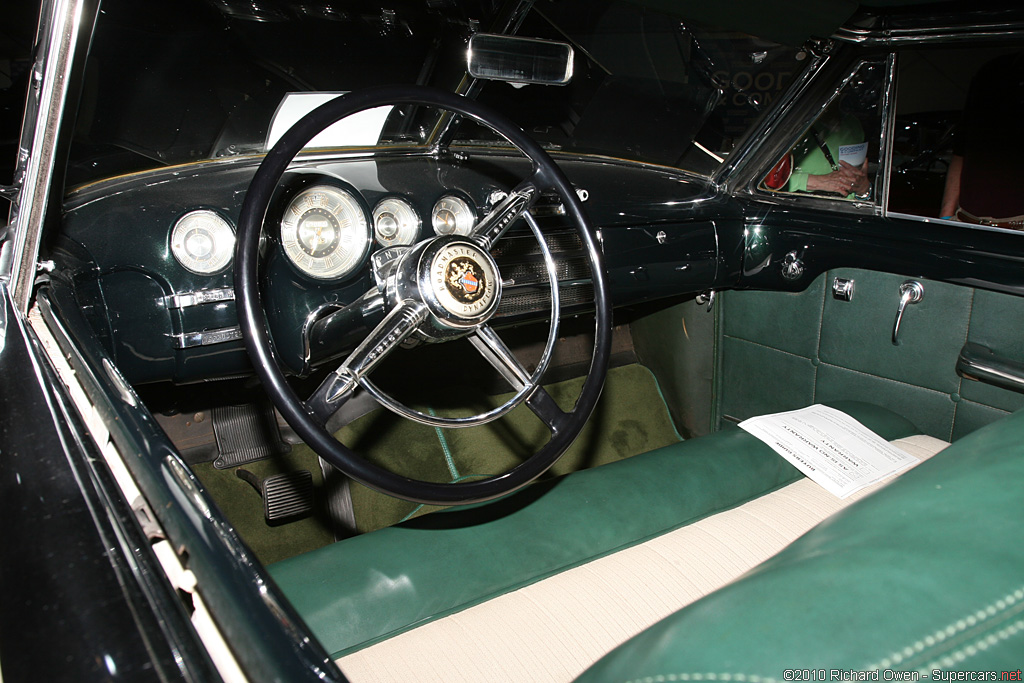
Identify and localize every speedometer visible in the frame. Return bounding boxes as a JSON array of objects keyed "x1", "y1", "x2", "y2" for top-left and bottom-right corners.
[{"x1": 280, "y1": 185, "x2": 370, "y2": 280}]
